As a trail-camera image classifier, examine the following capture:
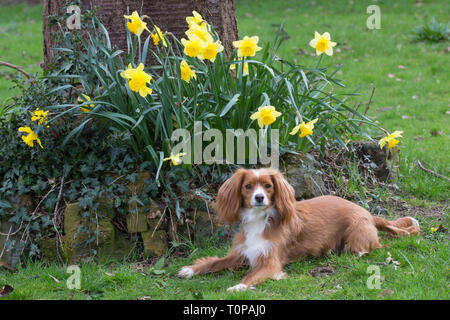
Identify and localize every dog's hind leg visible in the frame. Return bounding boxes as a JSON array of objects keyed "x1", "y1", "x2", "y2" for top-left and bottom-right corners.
[
  {"x1": 391, "y1": 217, "x2": 420, "y2": 235},
  {"x1": 178, "y1": 252, "x2": 246, "y2": 279},
  {"x1": 373, "y1": 216, "x2": 419, "y2": 237},
  {"x1": 346, "y1": 223, "x2": 385, "y2": 256}
]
